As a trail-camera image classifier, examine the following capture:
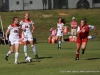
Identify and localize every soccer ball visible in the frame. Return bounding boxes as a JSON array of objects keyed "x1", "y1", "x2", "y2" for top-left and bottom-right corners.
[{"x1": 25, "y1": 56, "x2": 32, "y2": 63}]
